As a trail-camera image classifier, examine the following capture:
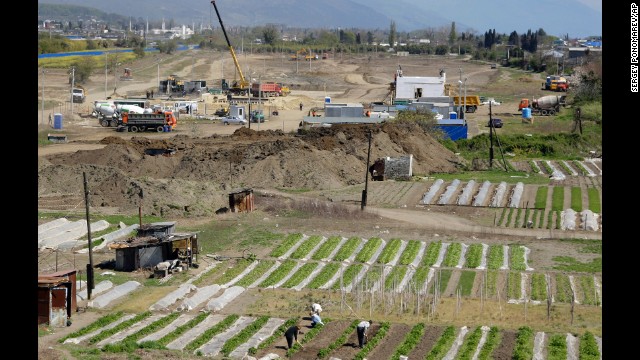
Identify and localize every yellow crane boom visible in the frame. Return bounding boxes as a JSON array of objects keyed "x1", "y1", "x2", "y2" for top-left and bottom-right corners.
[{"x1": 211, "y1": 0, "x2": 249, "y2": 95}]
